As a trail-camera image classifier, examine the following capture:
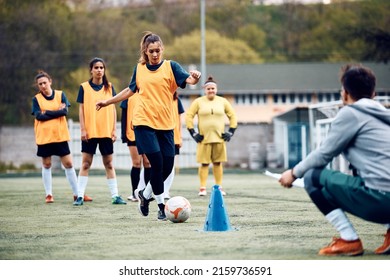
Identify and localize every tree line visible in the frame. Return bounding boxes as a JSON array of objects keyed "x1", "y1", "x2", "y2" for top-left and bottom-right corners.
[{"x1": 0, "y1": 0, "x2": 388, "y2": 125}]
